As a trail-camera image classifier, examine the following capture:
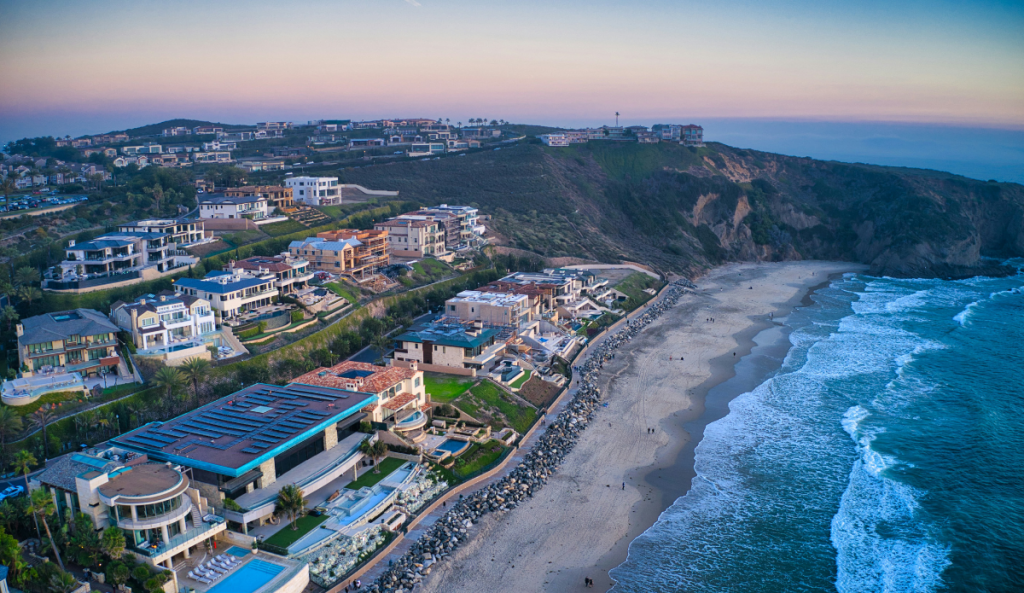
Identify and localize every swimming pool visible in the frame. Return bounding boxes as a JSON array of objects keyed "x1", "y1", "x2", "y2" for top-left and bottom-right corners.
[
  {"x1": 226, "y1": 546, "x2": 250, "y2": 558},
  {"x1": 205, "y1": 559, "x2": 282, "y2": 593},
  {"x1": 434, "y1": 439, "x2": 470, "y2": 456}
]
